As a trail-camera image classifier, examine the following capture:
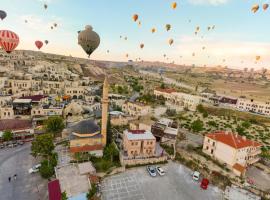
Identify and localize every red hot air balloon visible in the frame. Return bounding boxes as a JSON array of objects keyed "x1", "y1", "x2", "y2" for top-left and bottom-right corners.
[
  {"x1": 35, "y1": 40, "x2": 43, "y2": 49},
  {"x1": 0, "y1": 30, "x2": 19, "y2": 53}
]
